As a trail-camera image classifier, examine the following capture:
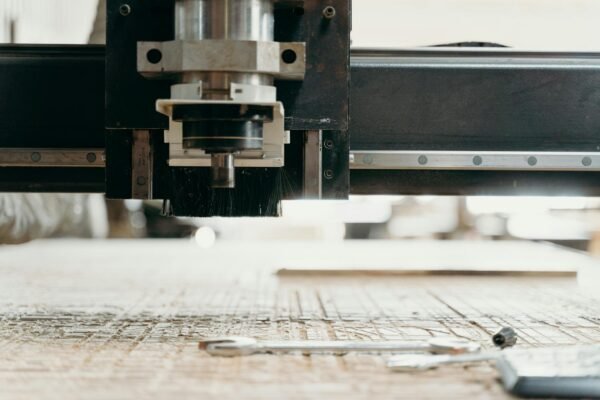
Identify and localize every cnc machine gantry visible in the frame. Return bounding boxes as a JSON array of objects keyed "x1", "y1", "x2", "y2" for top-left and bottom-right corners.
[{"x1": 2, "y1": 2, "x2": 600, "y2": 215}]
